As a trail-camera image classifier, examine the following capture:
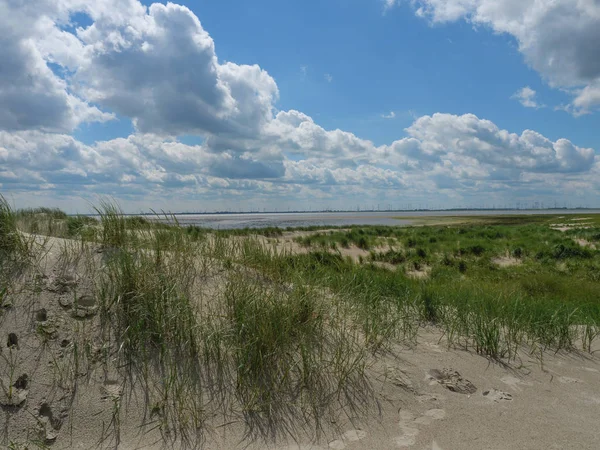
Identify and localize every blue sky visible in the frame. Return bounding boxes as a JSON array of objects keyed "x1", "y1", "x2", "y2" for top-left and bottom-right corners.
[
  {"x1": 192, "y1": 0, "x2": 598, "y2": 147},
  {"x1": 1, "y1": 0, "x2": 599, "y2": 212}
]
